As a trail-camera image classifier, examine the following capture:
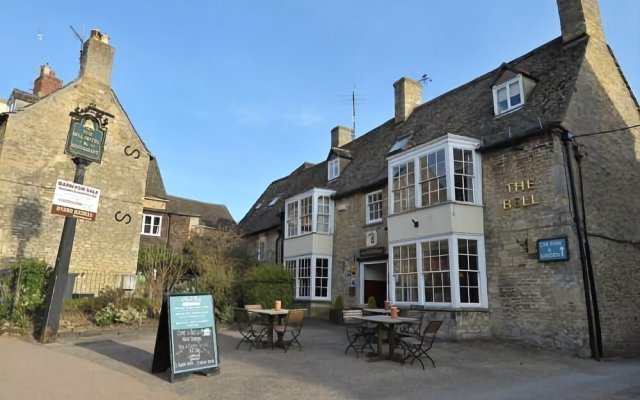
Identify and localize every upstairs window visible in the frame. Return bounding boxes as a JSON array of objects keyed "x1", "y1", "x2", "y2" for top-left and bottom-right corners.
[
  {"x1": 392, "y1": 161, "x2": 415, "y2": 213},
  {"x1": 328, "y1": 158, "x2": 340, "y2": 180},
  {"x1": 285, "y1": 189, "x2": 335, "y2": 238},
  {"x1": 141, "y1": 214, "x2": 162, "y2": 236},
  {"x1": 257, "y1": 234, "x2": 267, "y2": 261},
  {"x1": 366, "y1": 190, "x2": 383, "y2": 224},
  {"x1": 493, "y1": 76, "x2": 524, "y2": 115}
]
